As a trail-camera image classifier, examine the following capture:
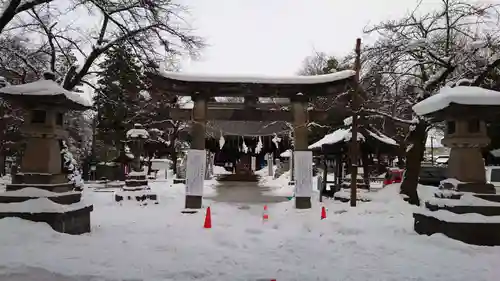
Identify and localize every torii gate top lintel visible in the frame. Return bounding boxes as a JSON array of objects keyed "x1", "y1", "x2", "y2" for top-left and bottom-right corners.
[{"x1": 146, "y1": 69, "x2": 356, "y2": 98}]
